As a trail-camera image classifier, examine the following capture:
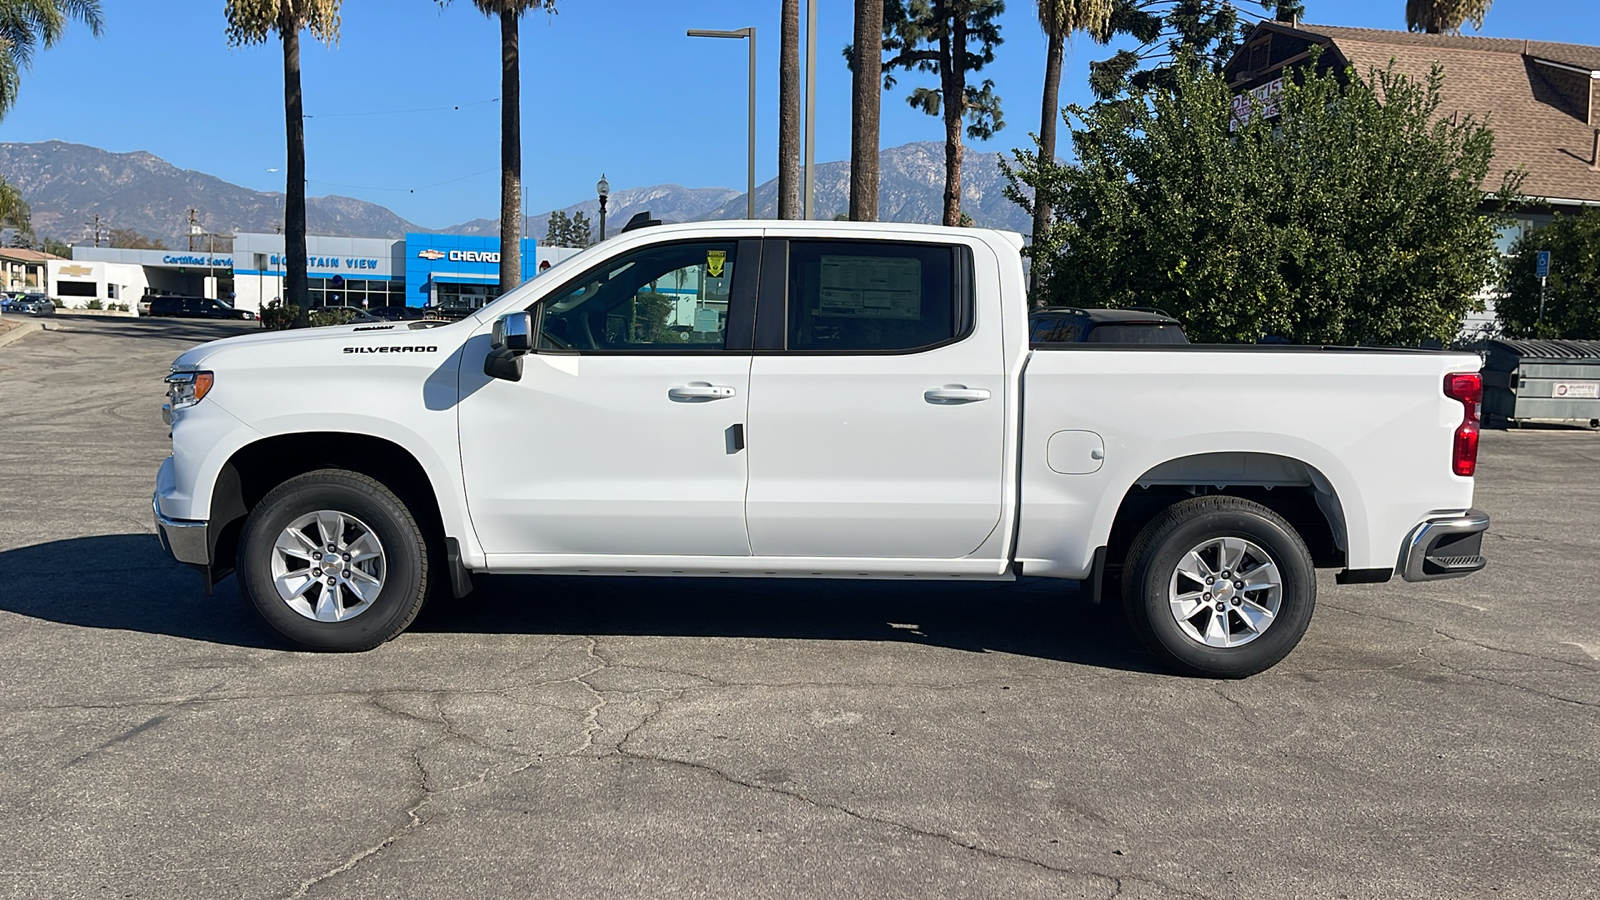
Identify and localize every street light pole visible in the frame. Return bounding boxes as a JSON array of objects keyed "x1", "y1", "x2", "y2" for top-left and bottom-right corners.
[
  {"x1": 597, "y1": 174, "x2": 610, "y2": 241},
  {"x1": 688, "y1": 27, "x2": 756, "y2": 219}
]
